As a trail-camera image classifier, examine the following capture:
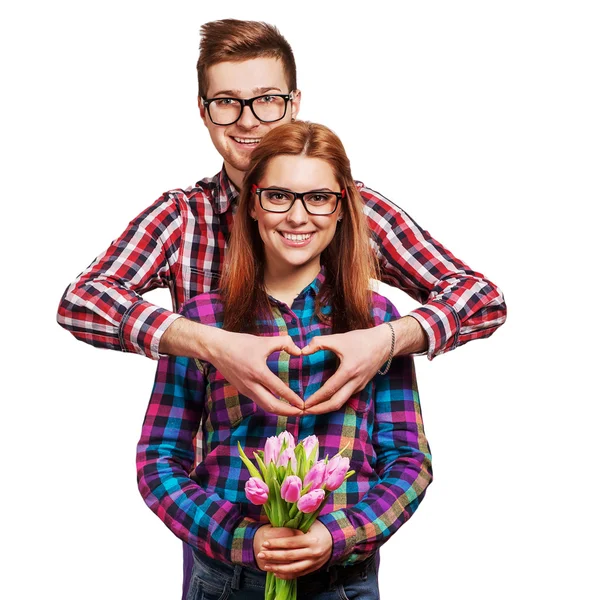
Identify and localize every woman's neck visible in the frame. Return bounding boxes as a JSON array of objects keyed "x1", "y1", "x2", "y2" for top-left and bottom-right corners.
[{"x1": 263, "y1": 261, "x2": 321, "y2": 307}]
